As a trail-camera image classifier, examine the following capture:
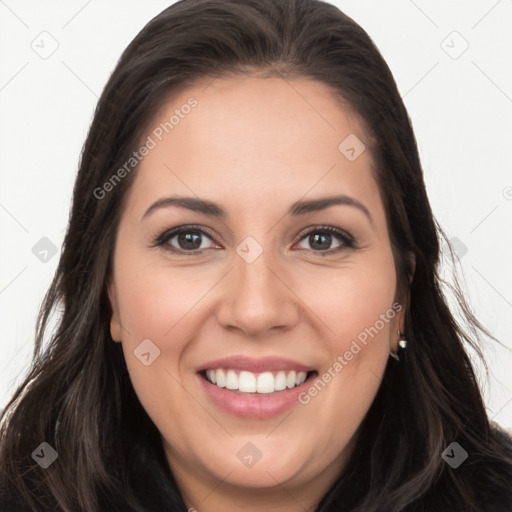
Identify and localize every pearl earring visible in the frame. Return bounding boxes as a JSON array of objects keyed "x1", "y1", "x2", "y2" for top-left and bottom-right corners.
[{"x1": 390, "y1": 330, "x2": 407, "y2": 361}]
